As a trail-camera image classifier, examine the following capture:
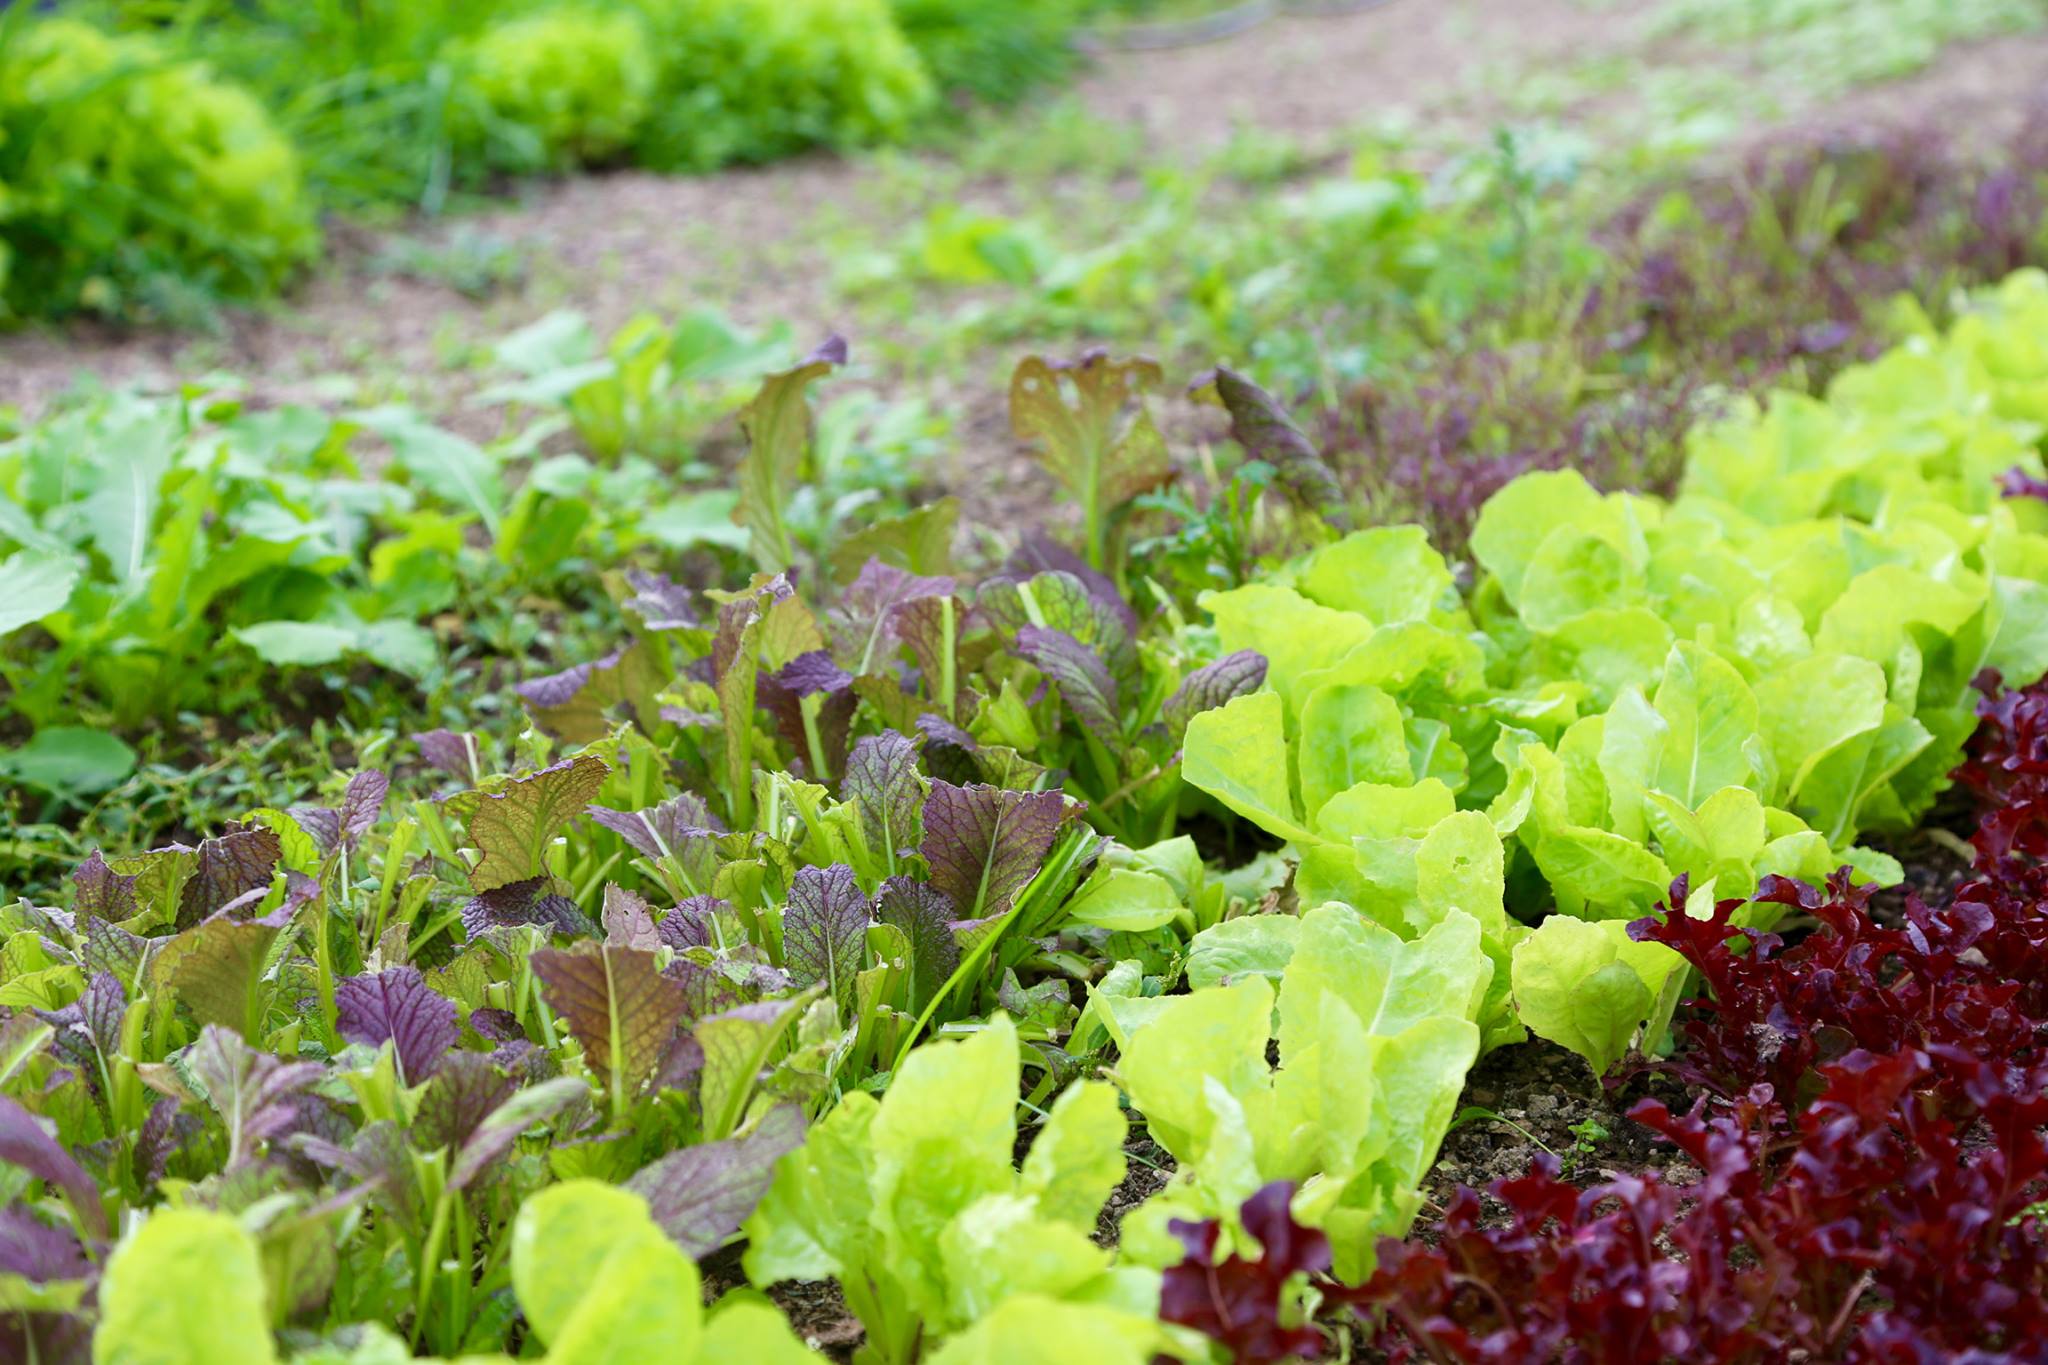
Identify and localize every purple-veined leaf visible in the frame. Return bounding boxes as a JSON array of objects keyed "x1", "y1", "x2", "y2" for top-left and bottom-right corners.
[
  {"x1": 896, "y1": 595, "x2": 964, "y2": 714},
  {"x1": 920, "y1": 781, "x2": 1073, "y2": 920},
  {"x1": 514, "y1": 642, "x2": 665, "y2": 745},
  {"x1": 875, "y1": 876, "x2": 958, "y2": 1014},
  {"x1": 297, "y1": 1118, "x2": 422, "y2": 1231},
  {"x1": 1190, "y1": 367, "x2": 1347, "y2": 525},
  {"x1": 841, "y1": 731, "x2": 925, "y2": 865},
  {"x1": 1015, "y1": 625, "x2": 1123, "y2": 749},
  {"x1": 585, "y1": 791, "x2": 723, "y2": 863},
  {"x1": 449, "y1": 1077, "x2": 587, "y2": 1190},
  {"x1": 622, "y1": 569, "x2": 698, "y2": 630},
  {"x1": 177, "y1": 826, "x2": 281, "y2": 929},
  {"x1": 827, "y1": 559, "x2": 957, "y2": 675},
  {"x1": 460, "y1": 877, "x2": 596, "y2": 941},
  {"x1": 782, "y1": 865, "x2": 870, "y2": 1015},
  {"x1": 462, "y1": 755, "x2": 611, "y2": 893},
  {"x1": 0, "y1": 1205, "x2": 89, "y2": 1284},
  {"x1": 758, "y1": 650, "x2": 857, "y2": 781},
  {"x1": 659, "y1": 896, "x2": 723, "y2": 951},
  {"x1": 186, "y1": 1025, "x2": 325, "y2": 1171},
  {"x1": 414, "y1": 1051, "x2": 516, "y2": 1153},
  {"x1": 625, "y1": 1104, "x2": 807, "y2": 1257},
  {"x1": 73, "y1": 851, "x2": 137, "y2": 922},
  {"x1": 1002, "y1": 532, "x2": 1137, "y2": 637},
  {"x1": 291, "y1": 770, "x2": 390, "y2": 856},
  {"x1": 412, "y1": 729, "x2": 482, "y2": 786},
  {"x1": 334, "y1": 967, "x2": 460, "y2": 1083},
  {"x1": 0, "y1": 1097, "x2": 105, "y2": 1237},
  {"x1": 600, "y1": 884, "x2": 663, "y2": 951},
  {"x1": 1163, "y1": 650, "x2": 1270, "y2": 741},
  {"x1": 531, "y1": 943, "x2": 689, "y2": 1105}
]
